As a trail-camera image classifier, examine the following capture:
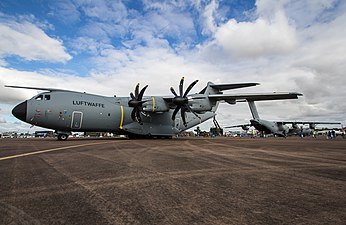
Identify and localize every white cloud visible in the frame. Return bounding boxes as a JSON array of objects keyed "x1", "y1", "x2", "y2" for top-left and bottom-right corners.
[
  {"x1": 282, "y1": 0, "x2": 339, "y2": 27},
  {"x1": 214, "y1": 10, "x2": 297, "y2": 58},
  {"x1": 201, "y1": 0, "x2": 218, "y2": 35},
  {"x1": 0, "y1": 20, "x2": 72, "y2": 62},
  {"x1": 255, "y1": 0, "x2": 290, "y2": 18},
  {"x1": 79, "y1": 0, "x2": 128, "y2": 22},
  {"x1": 48, "y1": 0, "x2": 81, "y2": 24},
  {"x1": 0, "y1": 118, "x2": 6, "y2": 123}
]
